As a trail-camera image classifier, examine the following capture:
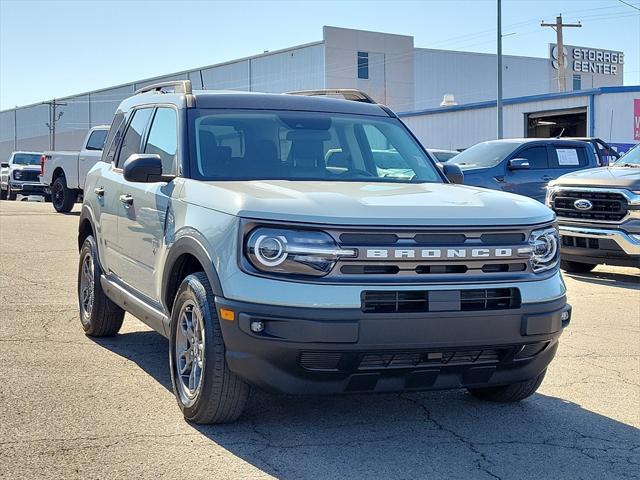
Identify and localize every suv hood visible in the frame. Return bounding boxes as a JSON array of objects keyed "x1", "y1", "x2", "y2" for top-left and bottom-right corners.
[
  {"x1": 550, "y1": 166, "x2": 640, "y2": 189},
  {"x1": 182, "y1": 180, "x2": 553, "y2": 226}
]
